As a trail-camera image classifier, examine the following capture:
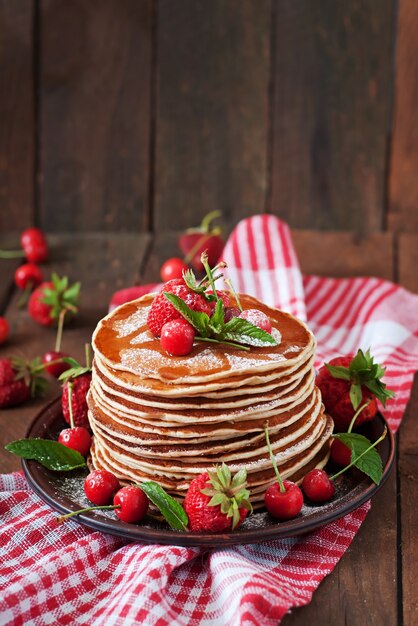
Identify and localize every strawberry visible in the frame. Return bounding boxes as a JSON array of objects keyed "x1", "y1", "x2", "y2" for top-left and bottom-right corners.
[
  {"x1": 0, "y1": 357, "x2": 48, "y2": 409},
  {"x1": 147, "y1": 278, "x2": 211, "y2": 337},
  {"x1": 183, "y1": 463, "x2": 252, "y2": 532},
  {"x1": 28, "y1": 273, "x2": 80, "y2": 327},
  {"x1": 59, "y1": 346, "x2": 92, "y2": 428},
  {"x1": 316, "y1": 349, "x2": 395, "y2": 431},
  {"x1": 178, "y1": 210, "x2": 224, "y2": 273}
]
